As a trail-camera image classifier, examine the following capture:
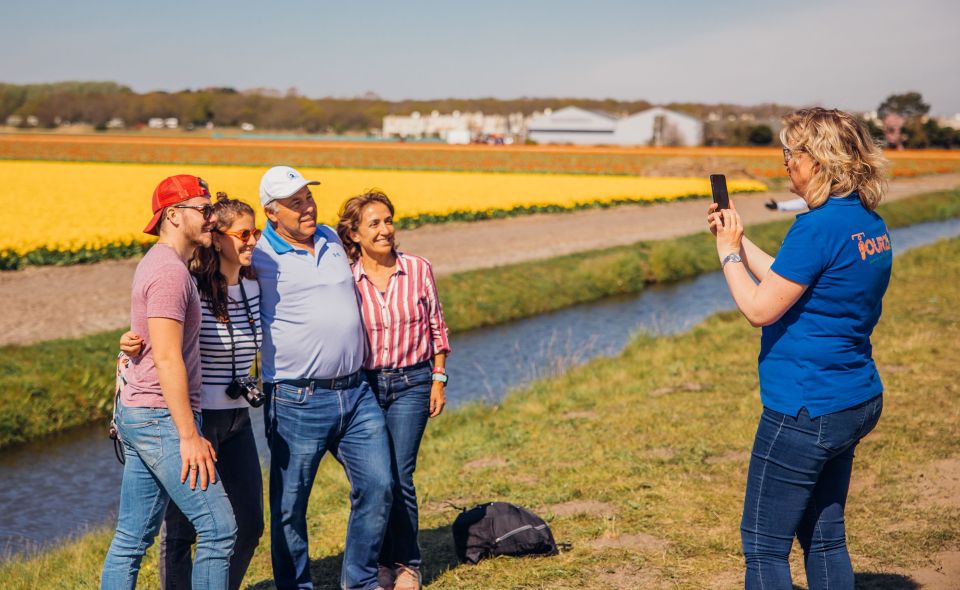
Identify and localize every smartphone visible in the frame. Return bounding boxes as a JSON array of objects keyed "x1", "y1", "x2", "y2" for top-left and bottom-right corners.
[{"x1": 710, "y1": 174, "x2": 729, "y2": 210}]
